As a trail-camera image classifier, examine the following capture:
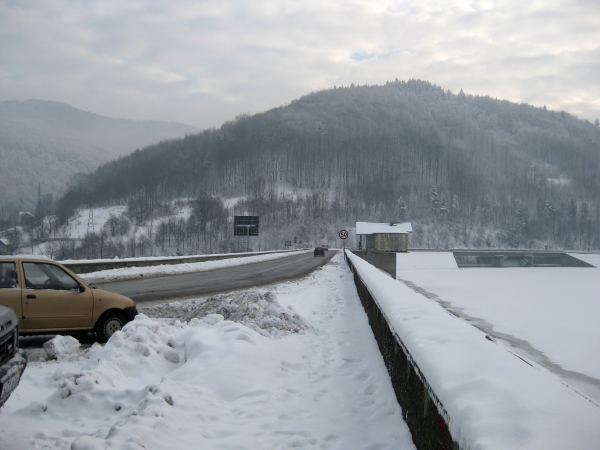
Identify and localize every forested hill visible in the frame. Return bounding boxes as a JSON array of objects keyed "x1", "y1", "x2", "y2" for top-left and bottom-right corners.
[
  {"x1": 58, "y1": 80, "x2": 600, "y2": 250},
  {"x1": 0, "y1": 99, "x2": 199, "y2": 215}
]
